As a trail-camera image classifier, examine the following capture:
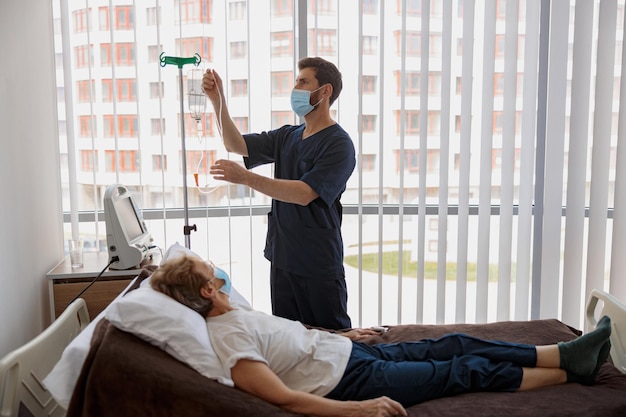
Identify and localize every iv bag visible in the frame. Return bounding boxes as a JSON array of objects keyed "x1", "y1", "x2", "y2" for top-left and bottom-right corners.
[{"x1": 188, "y1": 67, "x2": 206, "y2": 120}]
